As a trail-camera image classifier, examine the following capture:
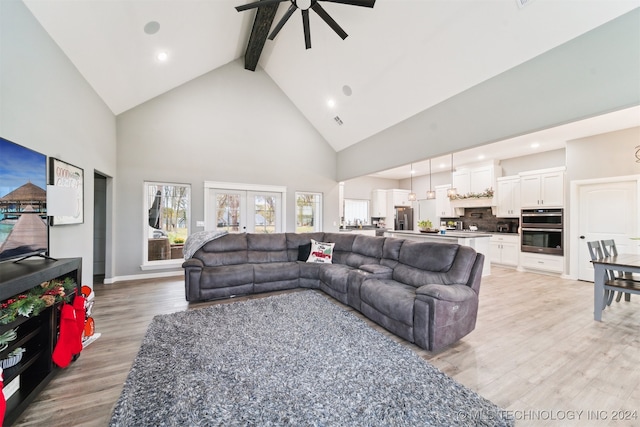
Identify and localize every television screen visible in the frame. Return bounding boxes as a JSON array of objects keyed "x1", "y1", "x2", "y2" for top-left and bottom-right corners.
[{"x1": 0, "y1": 137, "x2": 48, "y2": 262}]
